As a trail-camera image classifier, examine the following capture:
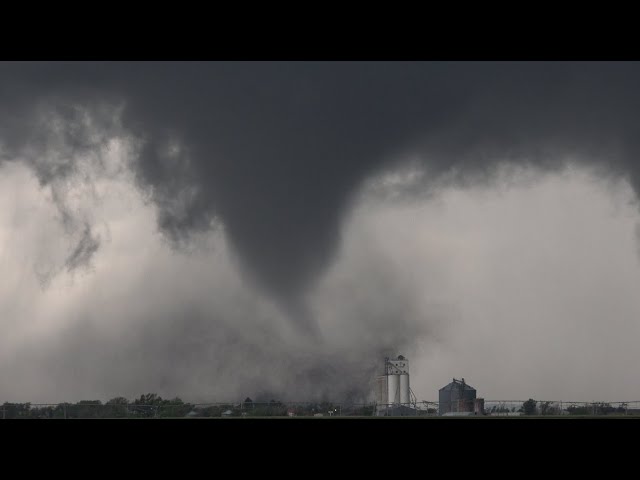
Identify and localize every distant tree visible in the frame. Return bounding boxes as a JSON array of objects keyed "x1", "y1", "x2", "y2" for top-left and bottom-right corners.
[
  {"x1": 567, "y1": 404, "x2": 590, "y2": 415},
  {"x1": 106, "y1": 397, "x2": 130, "y2": 418},
  {"x1": 157, "y1": 397, "x2": 192, "y2": 418},
  {"x1": 522, "y1": 399, "x2": 537, "y2": 415},
  {"x1": 539, "y1": 401, "x2": 554, "y2": 415},
  {"x1": 134, "y1": 393, "x2": 162, "y2": 405},
  {"x1": 34, "y1": 405, "x2": 55, "y2": 419},
  {"x1": 53, "y1": 403, "x2": 73, "y2": 419},
  {"x1": 593, "y1": 402, "x2": 616, "y2": 415},
  {"x1": 2, "y1": 402, "x2": 32, "y2": 419},
  {"x1": 242, "y1": 397, "x2": 254, "y2": 413},
  {"x1": 248, "y1": 402, "x2": 286, "y2": 417},
  {"x1": 131, "y1": 393, "x2": 163, "y2": 417},
  {"x1": 250, "y1": 399, "x2": 283, "y2": 416},
  {"x1": 73, "y1": 400, "x2": 103, "y2": 418},
  {"x1": 197, "y1": 405, "x2": 225, "y2": 417}
]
